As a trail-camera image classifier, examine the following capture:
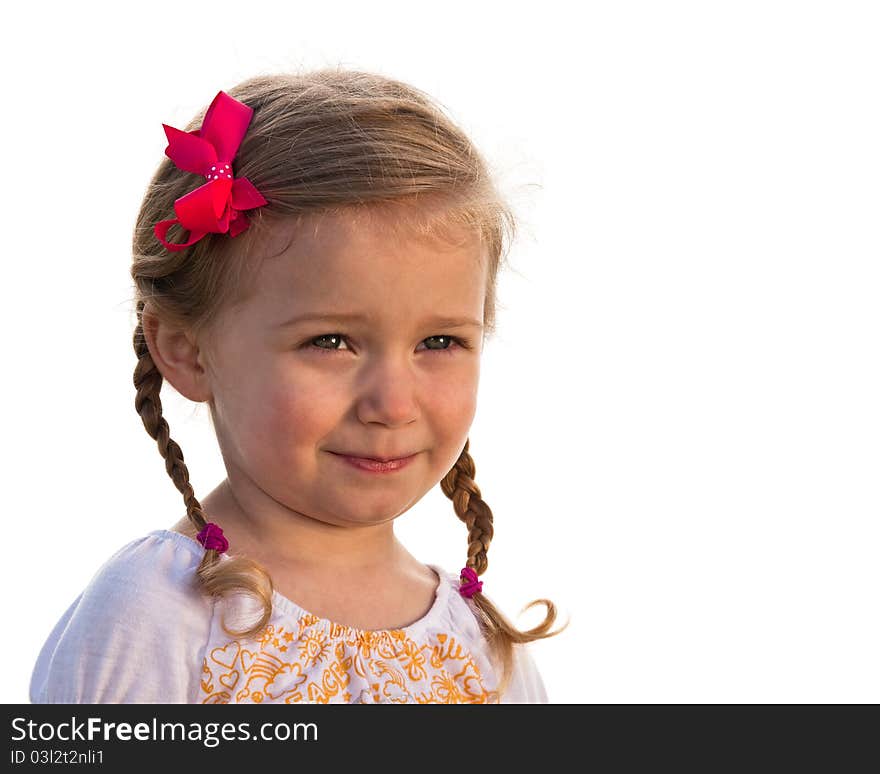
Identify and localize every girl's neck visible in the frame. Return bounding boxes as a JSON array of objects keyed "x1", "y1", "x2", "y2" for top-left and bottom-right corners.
[
  {"x1": 169, "y1": 478, "x2": 440, "y2": 631},
  {"x1": 186, "y1": 478, "x2": 415, "y2": 579}
]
